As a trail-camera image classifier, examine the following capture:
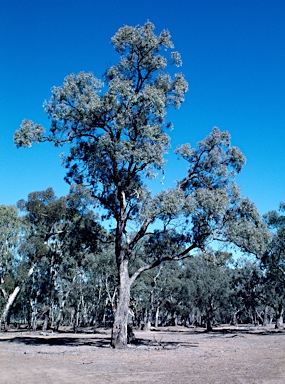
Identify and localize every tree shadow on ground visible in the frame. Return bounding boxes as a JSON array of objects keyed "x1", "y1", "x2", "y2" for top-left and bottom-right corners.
[
  {"x1": 206, "y1": 328, "x2": 285, "y2": 338},
  {"x1": 0, "y1": 335, "x2": 111, "y2": 348},
  {"x1": 1, "y1": 326, "x2": 284, "y2": 349},
  {"x1": 0, "y1": 335, "x2": 199, "y2": 349},
  {"x1": 151, "y1": 325, "x2": 285, "y2": 338},
  {"x1": 131, "y1": 337, "x2": 199, "y2": 349}
]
